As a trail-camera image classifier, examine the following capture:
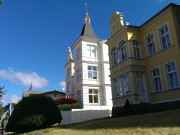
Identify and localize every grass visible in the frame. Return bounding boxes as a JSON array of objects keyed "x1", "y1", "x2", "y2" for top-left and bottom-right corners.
[{"x1": 20, "y1": 109, "x2": 180, "y2": 135}]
